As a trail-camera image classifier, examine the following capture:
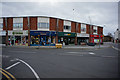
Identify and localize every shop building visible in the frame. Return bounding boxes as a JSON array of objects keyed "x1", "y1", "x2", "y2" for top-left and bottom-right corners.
[{"x1": 0, "y1": 16, "x2": 103, "y2": 46}]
